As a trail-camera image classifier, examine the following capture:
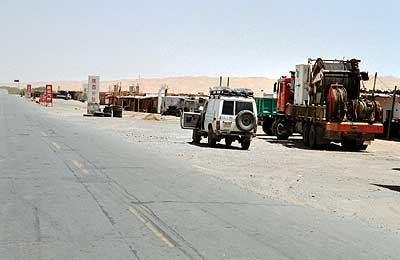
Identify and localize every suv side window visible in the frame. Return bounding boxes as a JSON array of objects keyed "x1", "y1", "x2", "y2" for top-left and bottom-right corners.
[
  {"x1": 222, "y1": 100, "x2": 234, "y2": 115},
  {"x1": 235, "y1": 101, "x2": 253, "y2": 114}
]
